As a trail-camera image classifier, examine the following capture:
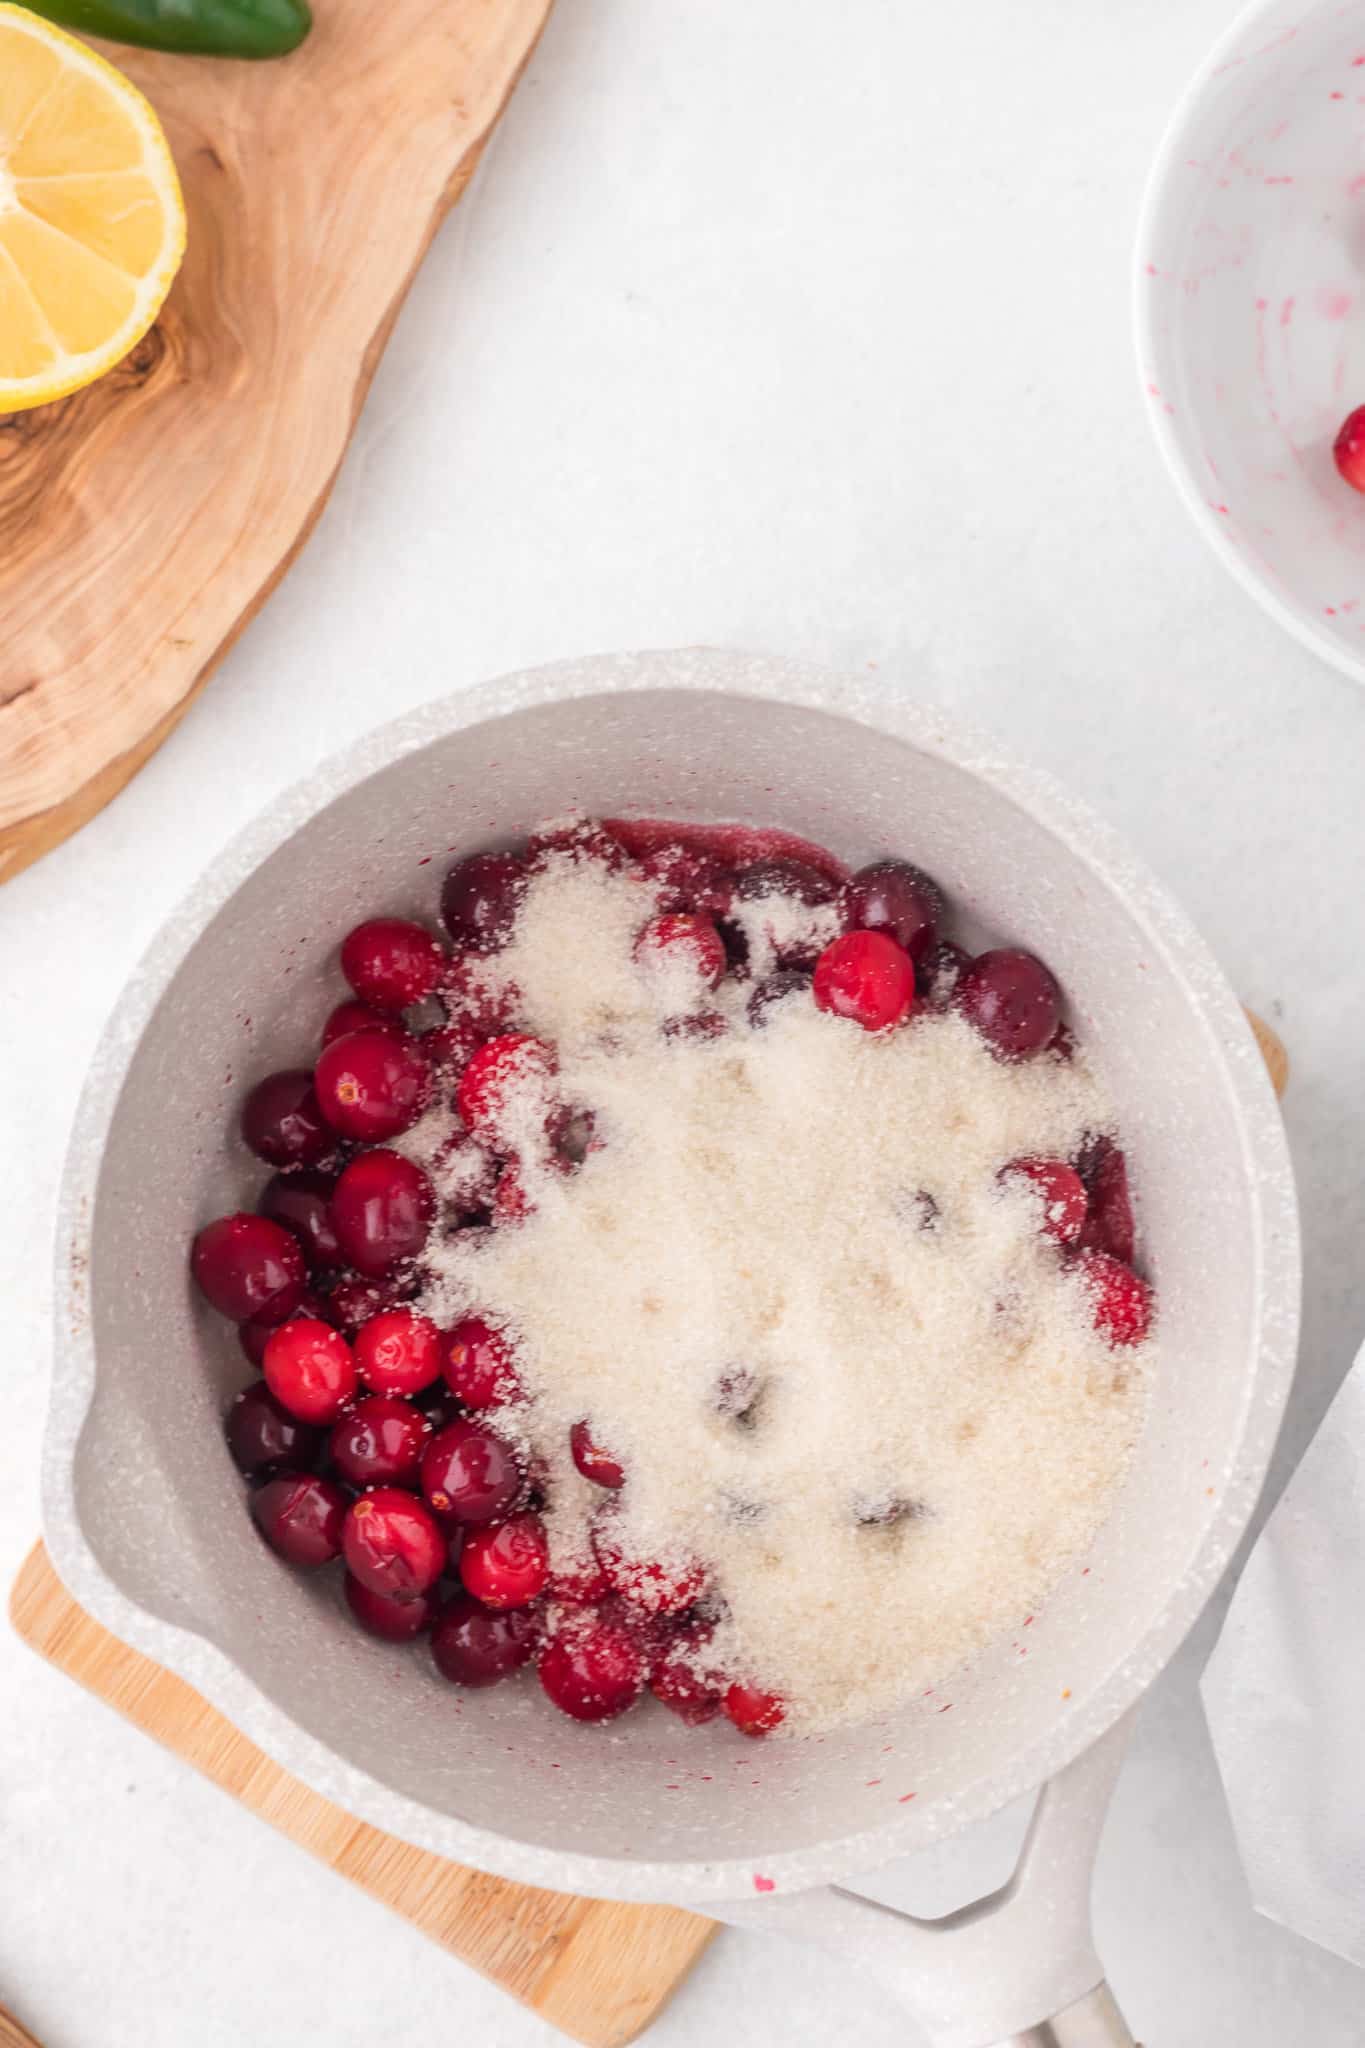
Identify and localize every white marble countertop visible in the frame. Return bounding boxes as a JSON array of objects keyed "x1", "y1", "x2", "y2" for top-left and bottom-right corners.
[{"x1": 4, "y1": 1, "x2": 1365, "y2": 2041}]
